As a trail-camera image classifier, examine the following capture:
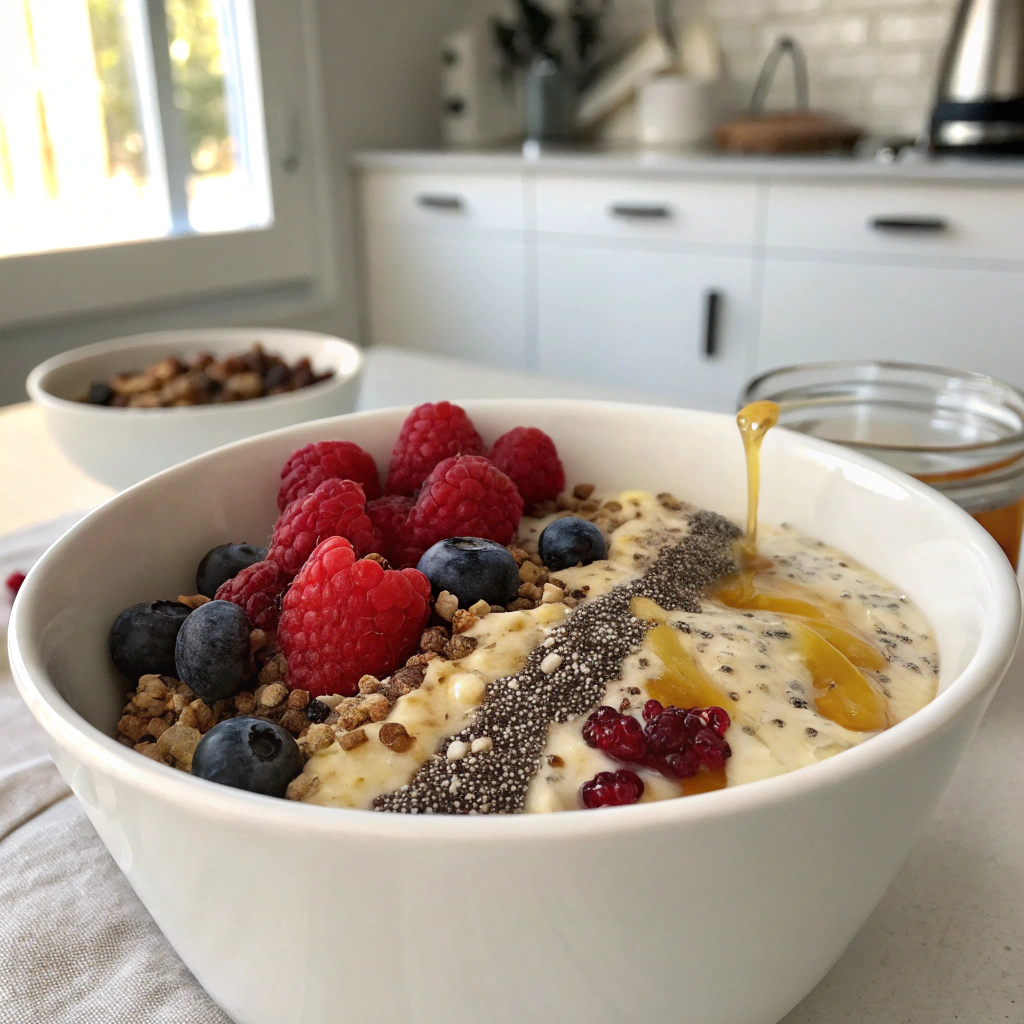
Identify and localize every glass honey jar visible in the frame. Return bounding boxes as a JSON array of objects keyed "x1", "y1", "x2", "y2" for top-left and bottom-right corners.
[{"x1": 742, "y1": 361, "x2": 1024, "y2": 569}]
